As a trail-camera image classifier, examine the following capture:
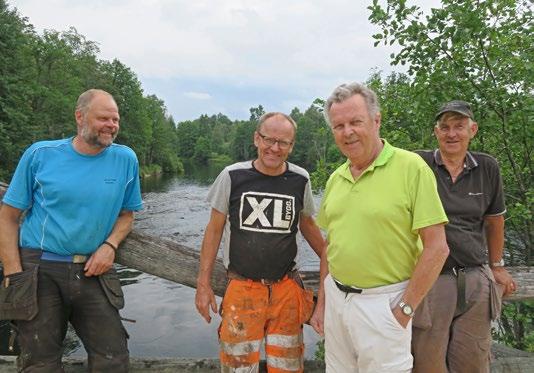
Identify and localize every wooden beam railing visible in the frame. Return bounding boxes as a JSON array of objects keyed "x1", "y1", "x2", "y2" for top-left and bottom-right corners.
[{"x1": 1, "y1": 181, "x2": 532, "y2": 300}]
